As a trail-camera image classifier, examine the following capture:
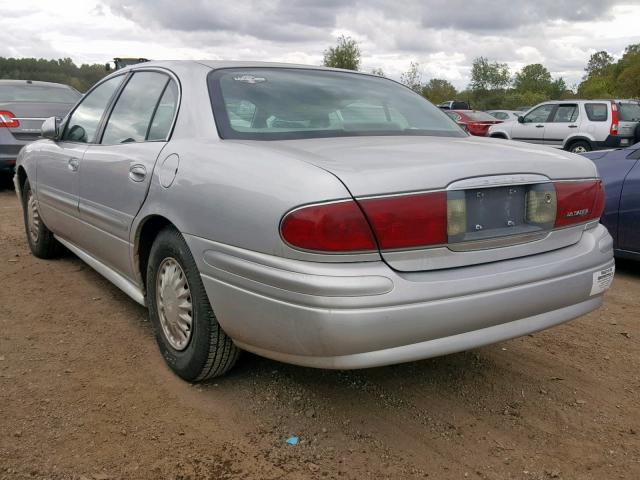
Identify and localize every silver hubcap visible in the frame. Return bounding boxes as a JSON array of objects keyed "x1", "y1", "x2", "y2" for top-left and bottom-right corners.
[
  {"x1": 27, "y1": 191, "x2": 40, "y2": 244},
  {"x1": 156, "y1": 258, "x2": 193, "y2": 351},
  {"x1": 572, "y1": 145, "x2": 588, "y2": 153}
]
